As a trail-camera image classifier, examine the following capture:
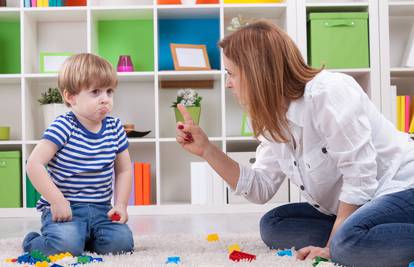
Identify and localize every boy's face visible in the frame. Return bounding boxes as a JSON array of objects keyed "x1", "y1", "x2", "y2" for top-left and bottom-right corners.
[{"x1": 65, "y1": 87, "x2": 114, "y2": 123}]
